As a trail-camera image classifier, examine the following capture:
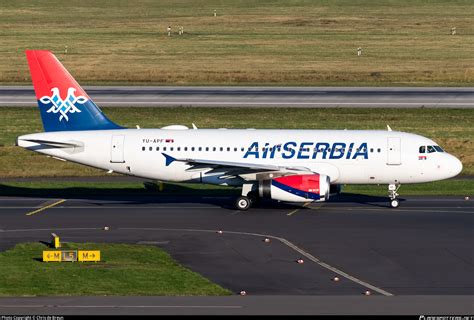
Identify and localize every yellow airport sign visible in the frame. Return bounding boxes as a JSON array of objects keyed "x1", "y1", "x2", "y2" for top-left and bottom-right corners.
[
  {"x1": 43, "y1": 251, "x2": 62, "y2": 262},
  {"x1": 61, "y1": 250, "x2": 78, "y2": 262},
  {"x1": 51, "y1": 233, "x2": 60, "y2": 248},
  {"x1": 78, "y1": 250, "x2": 101, "y2": 262}
]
